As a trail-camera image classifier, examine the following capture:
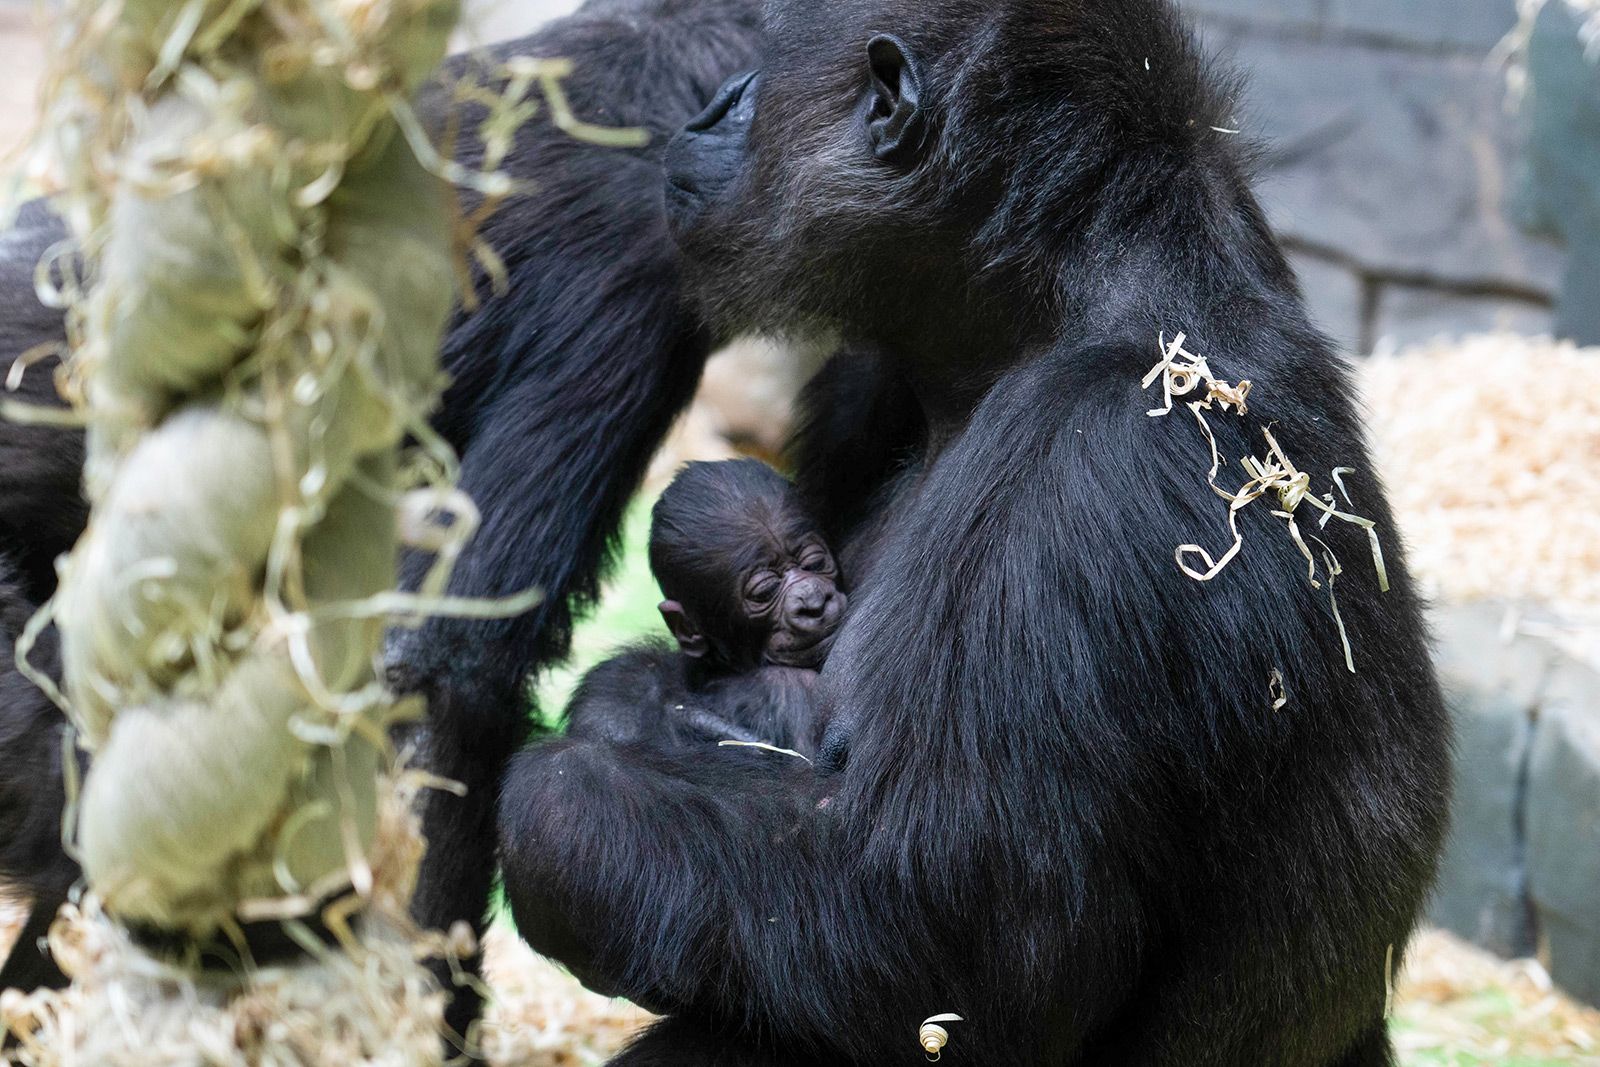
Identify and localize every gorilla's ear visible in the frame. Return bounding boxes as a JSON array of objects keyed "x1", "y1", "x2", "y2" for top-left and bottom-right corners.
[
  {"x1": 659, "y1": 600, "x2": 709, "y2": 658},
  {"x1": 866, "y1": 34, "x2": 926, "y2": 164}
]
